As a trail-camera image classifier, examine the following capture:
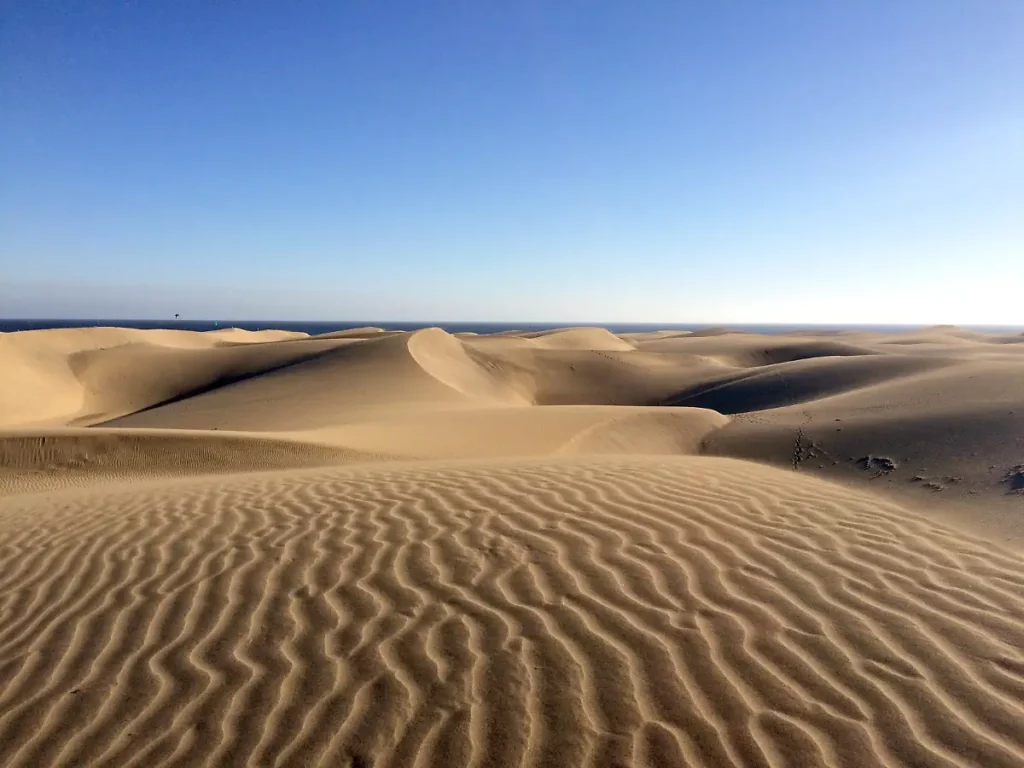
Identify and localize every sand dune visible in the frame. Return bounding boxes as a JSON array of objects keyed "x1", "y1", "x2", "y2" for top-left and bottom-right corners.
[
  {"x1": 95, "y1": 331, "x2": 523, "y2": 432},
  {"x1": 2, "y1": 324, "x2": 1024, "y2": 766},
  {"x1": 295, "y1": 406, "x2": 726, "y2": 461},
  {"x1": 640, "y1": 337, "x2": 878, "y2": 367},
  {"x1": 0, "y1": 329, "x2": 355, "y2": 428},
  {"x1": 4, "y1": 323, "x2": 1023, "y2": 542},
  {"x1": 2, "y1": 458, "x2": 1023, "y2": 767},
  {"x1": 204, "y1": 328, "x2": 310, "y2": 344},
  {"x1": 407, "y1": 328, "x2": 531, "y2": 404},
  {"x1": 0, "y1": 429, "x2": 388, "y2": 495},
  {"x1": 311, "y1": 327, "x2": 395, "y2": 340},
  {"x1": 520, "y1": 327, "x2": 637, "y2": 352},
  {"x1": 662, "y1": 355, "x2": 947, "y2": 414}
]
